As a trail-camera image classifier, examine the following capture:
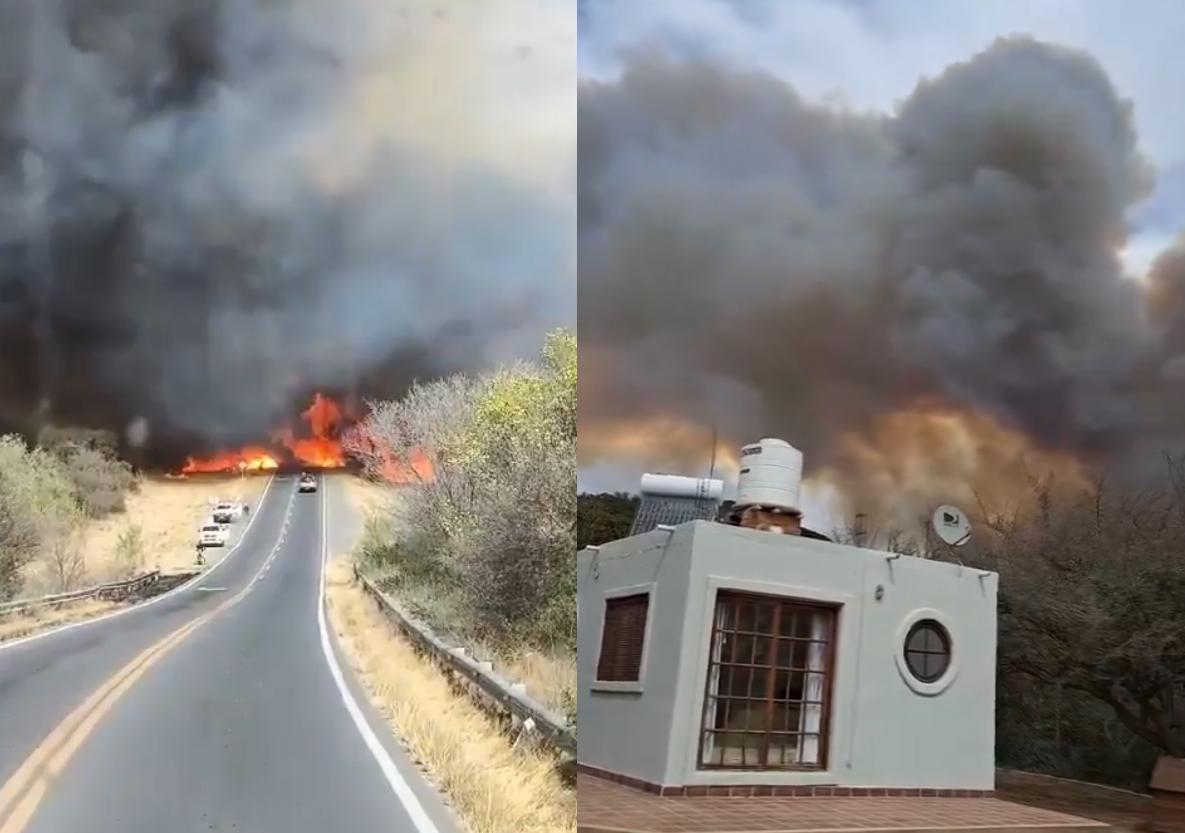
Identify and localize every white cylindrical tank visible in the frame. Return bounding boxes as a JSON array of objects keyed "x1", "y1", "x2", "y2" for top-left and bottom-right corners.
[
  {"x1": 639, "y1": 473, "x2": 724, "y2": 500},
  {"x1": 735, "y1": 439, "x2": 803, "y2": 513}
]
